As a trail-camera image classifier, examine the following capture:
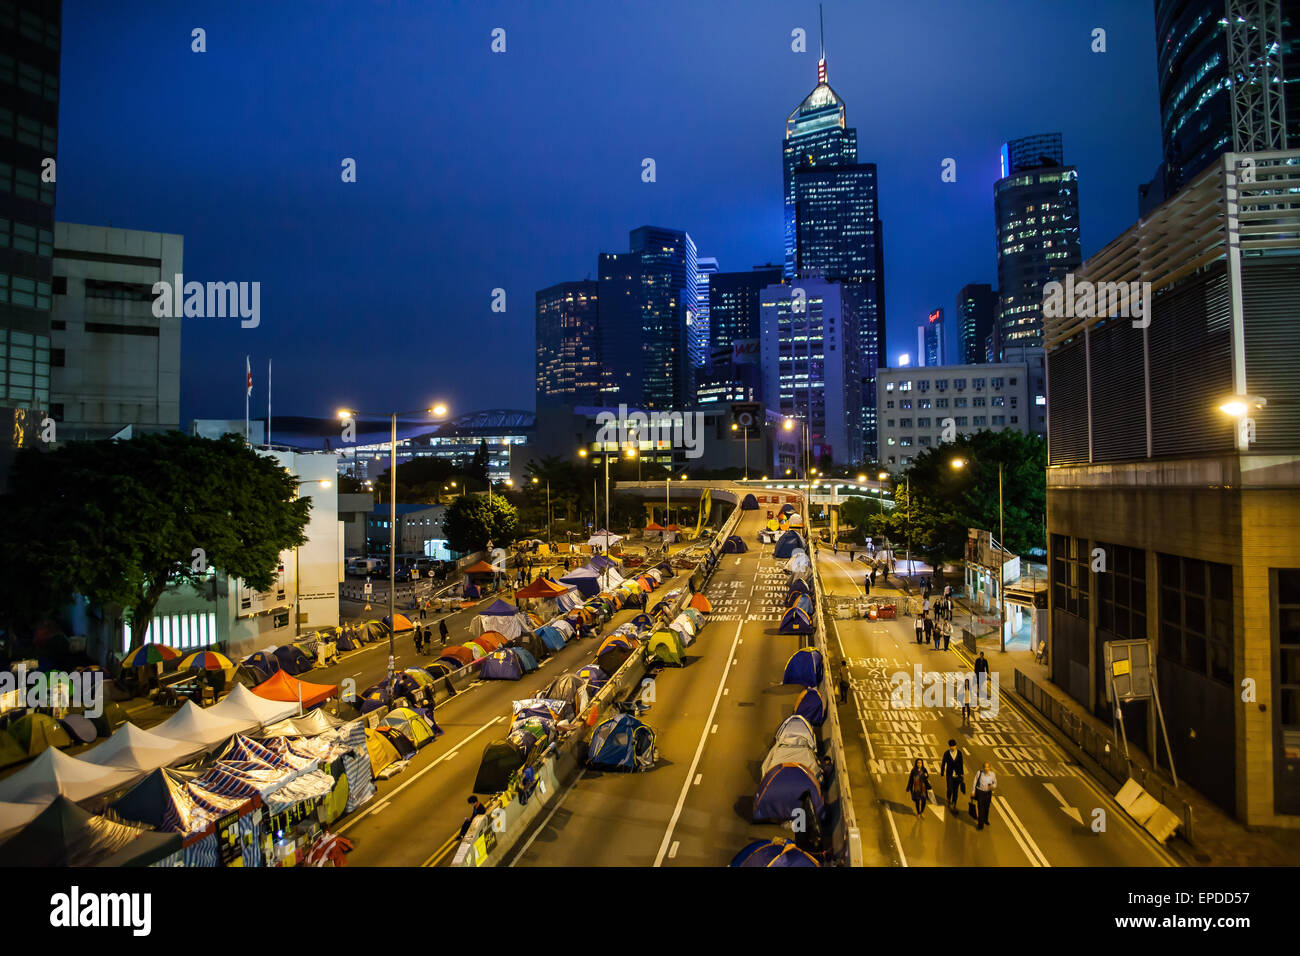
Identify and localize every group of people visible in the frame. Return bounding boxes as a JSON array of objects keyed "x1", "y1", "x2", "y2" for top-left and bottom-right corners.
[
  {"x1": 904, "y1": 742, "x2": 999, "y2": 830},
  {"x1": 913, "y1": 606, "x2": 954, "y2": 649},
  {"x1": 413, "y1": 618, "x2": 449, "y2": 653}
]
